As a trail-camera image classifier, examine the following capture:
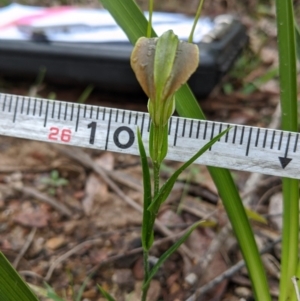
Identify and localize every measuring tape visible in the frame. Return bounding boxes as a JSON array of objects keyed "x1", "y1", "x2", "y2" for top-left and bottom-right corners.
[{"x1": 0, "y1": 92, "x2": 299, "y2": 179}]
